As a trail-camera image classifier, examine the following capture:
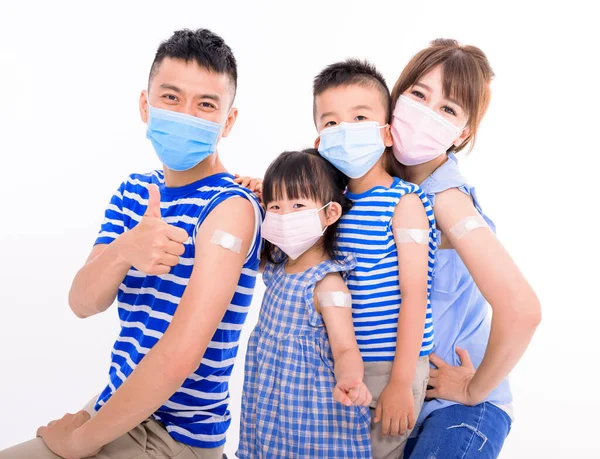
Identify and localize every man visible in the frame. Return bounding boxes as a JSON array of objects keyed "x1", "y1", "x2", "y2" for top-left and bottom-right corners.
[{"x1": 0, "y1": 28, "x2": 262, "y2": 459}]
